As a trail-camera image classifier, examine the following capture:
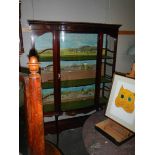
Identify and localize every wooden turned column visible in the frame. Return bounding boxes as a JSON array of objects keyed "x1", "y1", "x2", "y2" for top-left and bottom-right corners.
[
  {"x1": 24, "y1": 56, "x2": 62, "y2": 155},
  {"x1": 26, "y1": 56, "x2": 45, "y2": 155}
]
